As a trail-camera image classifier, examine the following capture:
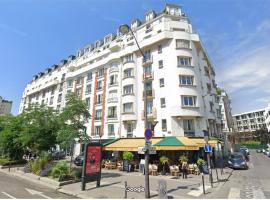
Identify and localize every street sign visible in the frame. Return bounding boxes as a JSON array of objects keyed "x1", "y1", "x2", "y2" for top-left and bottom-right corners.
[
  {"x1": 144, "y1": 128, "x2": 153, "y2": 140},
  {"x1": 204, "y1": 144, "x2": 212, "y2": 153},
  {"x1": 138, "y1": 146, "x2": 156, "y2": 154}
]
